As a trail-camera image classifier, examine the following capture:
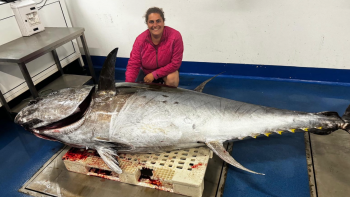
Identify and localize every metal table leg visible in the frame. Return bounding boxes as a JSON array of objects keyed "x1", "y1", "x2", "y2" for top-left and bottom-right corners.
[
  {"x1": 80, "y1": 33, "x2": 97, "y2": 84},
  {"x1": 0, "y1": 89, "x2": 13, "y2": 119},
  {"x1": 18, "y1": 63, "x2": 39, "y2": 98},
  {"x1": 52, "y1": 49, "x2": 64, "y2": 75}
]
